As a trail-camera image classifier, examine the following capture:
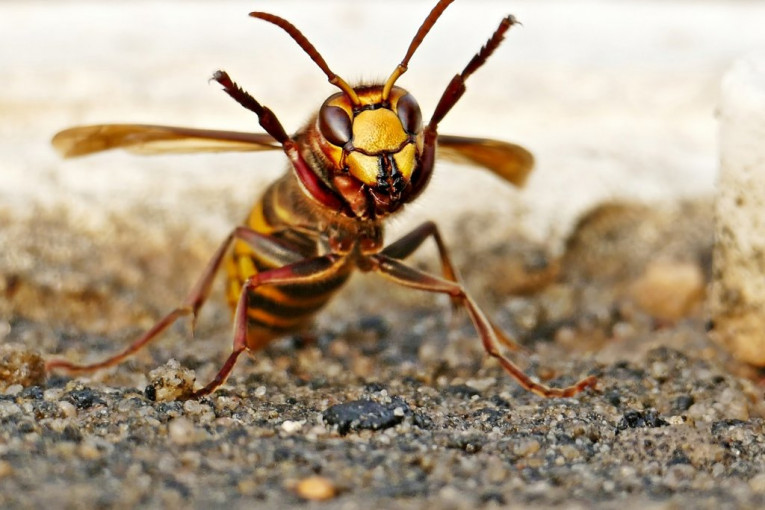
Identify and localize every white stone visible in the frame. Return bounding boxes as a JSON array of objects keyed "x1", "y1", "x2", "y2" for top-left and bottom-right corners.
[
  {"x1": 712, "y1": 53, "x2": 765, "y2": 365},
  {"x1": 281, "y1": 420, "x2": 305, "y2": 434}
]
